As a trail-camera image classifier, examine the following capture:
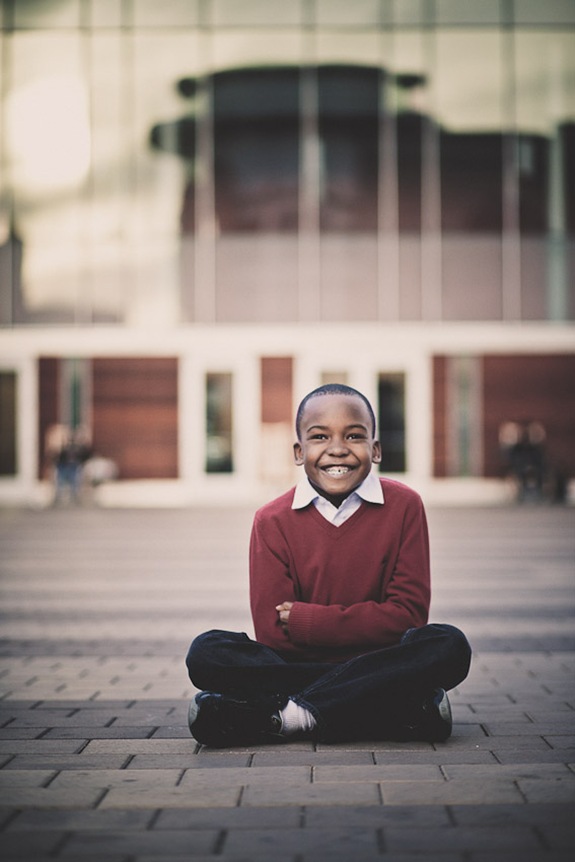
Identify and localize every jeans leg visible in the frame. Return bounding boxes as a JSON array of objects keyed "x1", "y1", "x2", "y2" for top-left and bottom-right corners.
[
  {"x1": 186, "y1": 625, "x2": 472, "y2": 743},
  {"x1": 186, "y1": 629, "x2": 334, "y2": 697},
  {"x1": 294, "y1": 624, "x2": 472, "y2": 742}
]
